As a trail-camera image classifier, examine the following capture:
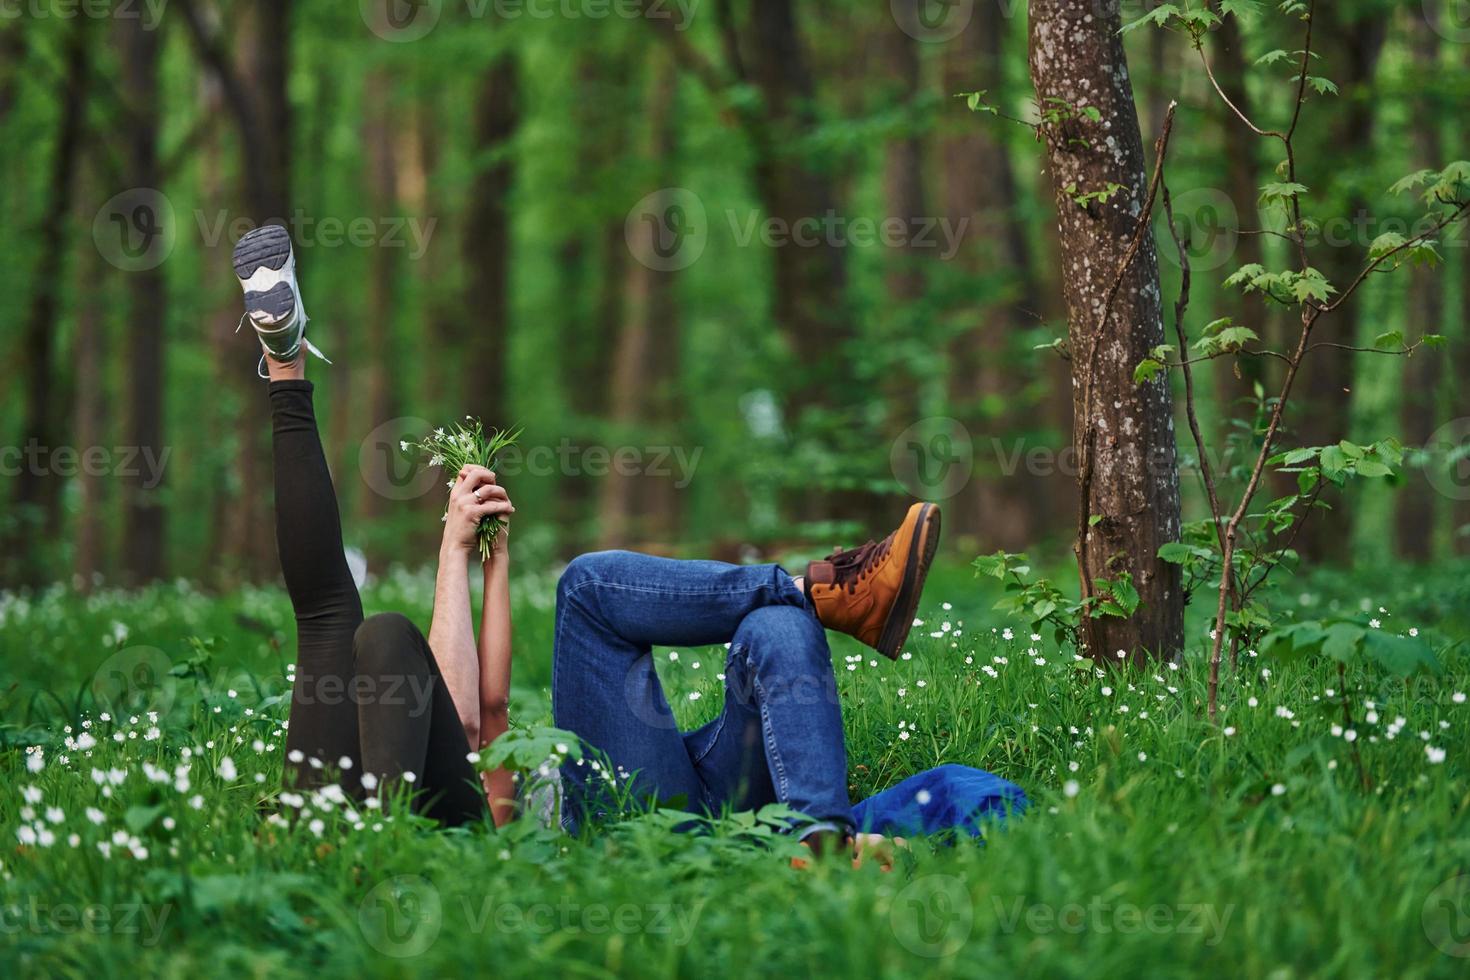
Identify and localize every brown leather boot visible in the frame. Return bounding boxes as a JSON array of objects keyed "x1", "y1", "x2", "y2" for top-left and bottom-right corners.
[{"x1": 804, "y1": 502, "x2": 941, "y2": 659}]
